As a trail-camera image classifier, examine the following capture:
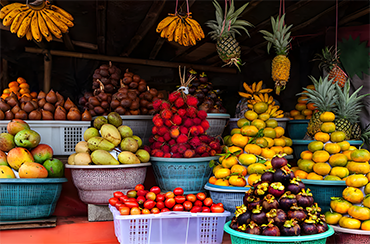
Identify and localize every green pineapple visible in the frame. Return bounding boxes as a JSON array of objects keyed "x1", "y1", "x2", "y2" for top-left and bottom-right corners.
[
  {"x1": 298, "y1": 75, "x2": 338, "y2": 137},
  {"x1": 205, "y1": 0, "x2": 253, "y2": 71},
  {"x1": 333, "y1": 81, "x2": 369, "y2": 140},
  {"x1": 351, "y1": 123, "x2": 362, "y2": 140}
]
